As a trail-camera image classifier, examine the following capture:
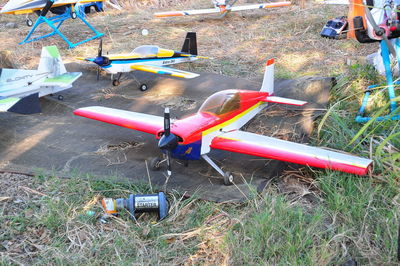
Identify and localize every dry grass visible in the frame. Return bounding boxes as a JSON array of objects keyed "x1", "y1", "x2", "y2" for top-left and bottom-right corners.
[{"x1": 0, "y1": 1, "x2": 399, "y2": 265}]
